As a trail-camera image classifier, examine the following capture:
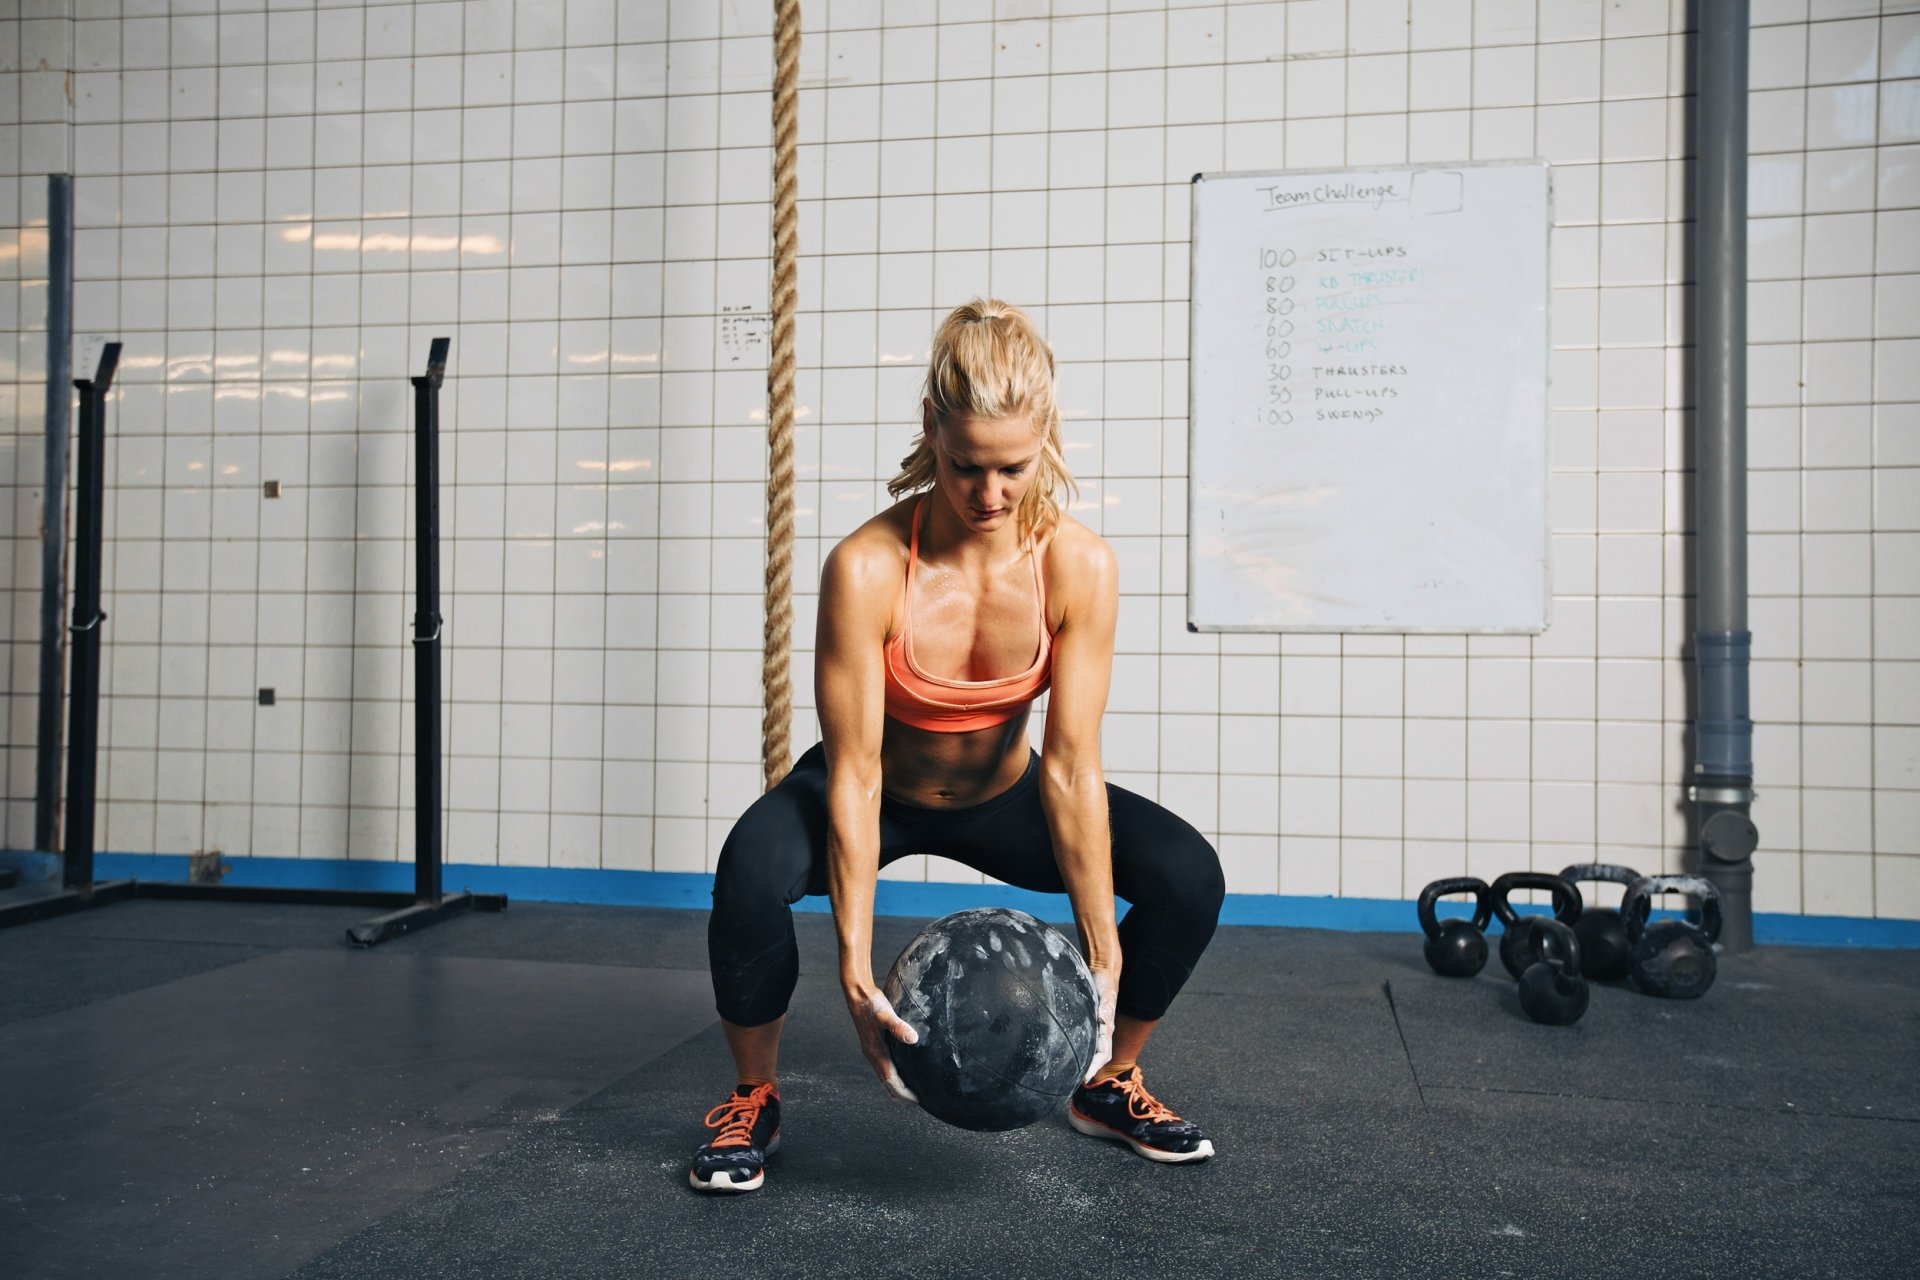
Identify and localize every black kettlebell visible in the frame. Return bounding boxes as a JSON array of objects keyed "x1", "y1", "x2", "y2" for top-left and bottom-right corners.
[
  {"x1": 1490, "y1": 872, "x2": 1583, "y2": 979},
  {"x1": 1621, "y1": 874, "x2": 1722, "y2": 999},
  {"x1": 1416, "y1": 877, "x2": 1493, "y2": 977},
  {"x1": 1515, "y1": 917, "x2": 1589, "y2": 1026},
  {"x1": 1558, "y1": 862, "x2": 1641, "y2": 982}
]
